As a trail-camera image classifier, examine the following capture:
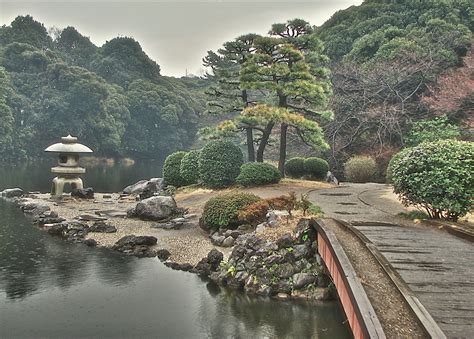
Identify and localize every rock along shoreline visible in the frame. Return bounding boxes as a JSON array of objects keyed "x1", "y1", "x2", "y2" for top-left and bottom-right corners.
[{"x1": 1, "y1": 185, "x2": 334, "y2": 302}]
